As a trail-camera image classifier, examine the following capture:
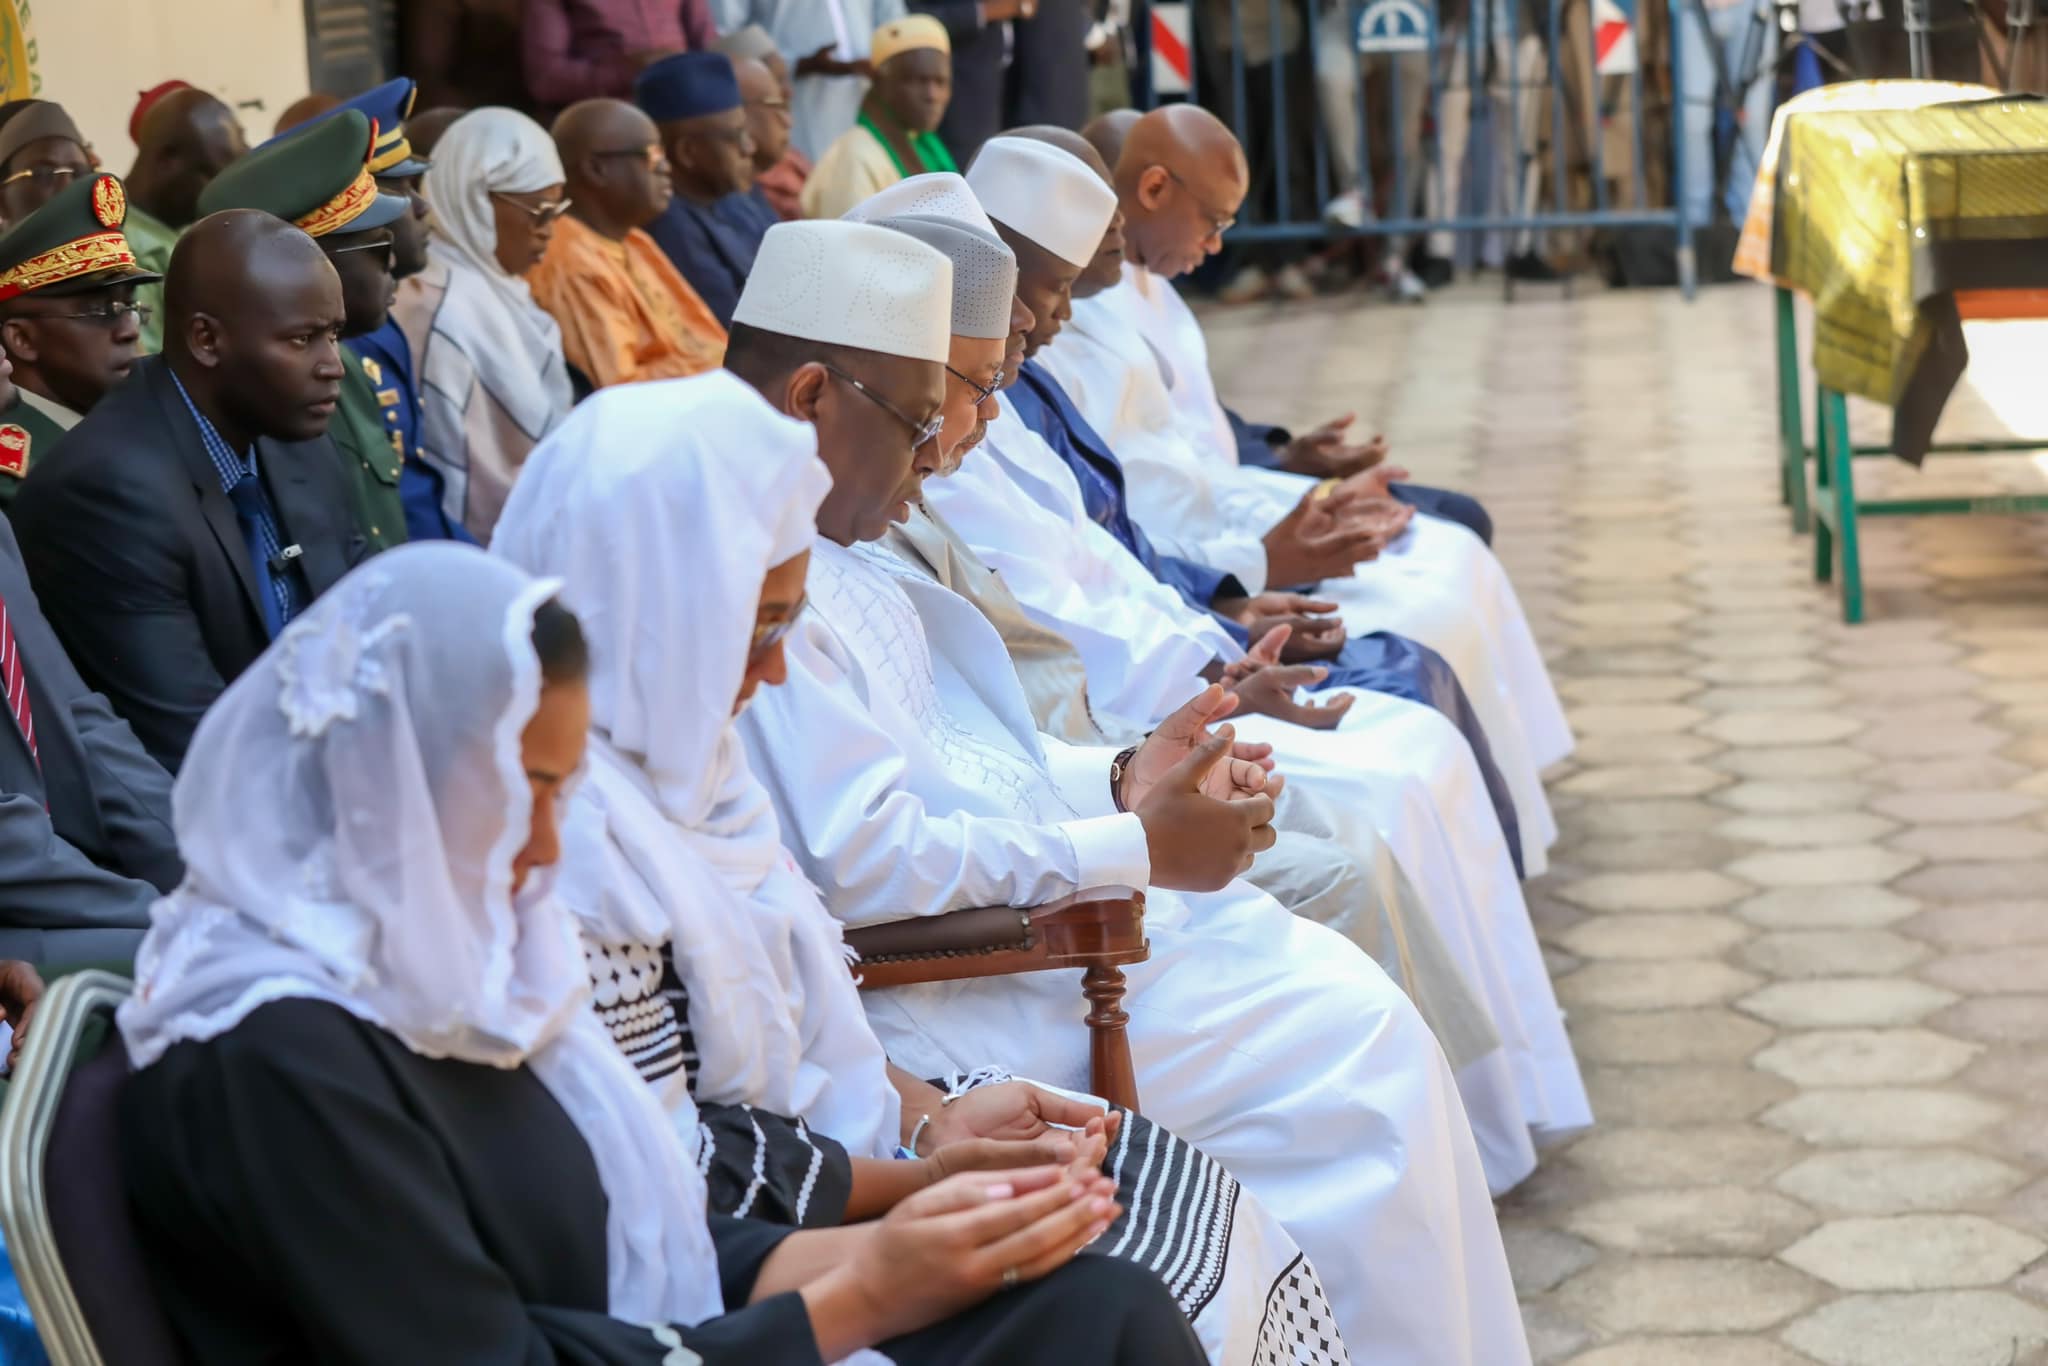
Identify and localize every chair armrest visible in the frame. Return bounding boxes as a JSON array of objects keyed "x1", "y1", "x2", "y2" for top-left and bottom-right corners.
[{"x1": 845, "y1": 888, "x2": 1148, "y2": 990}]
